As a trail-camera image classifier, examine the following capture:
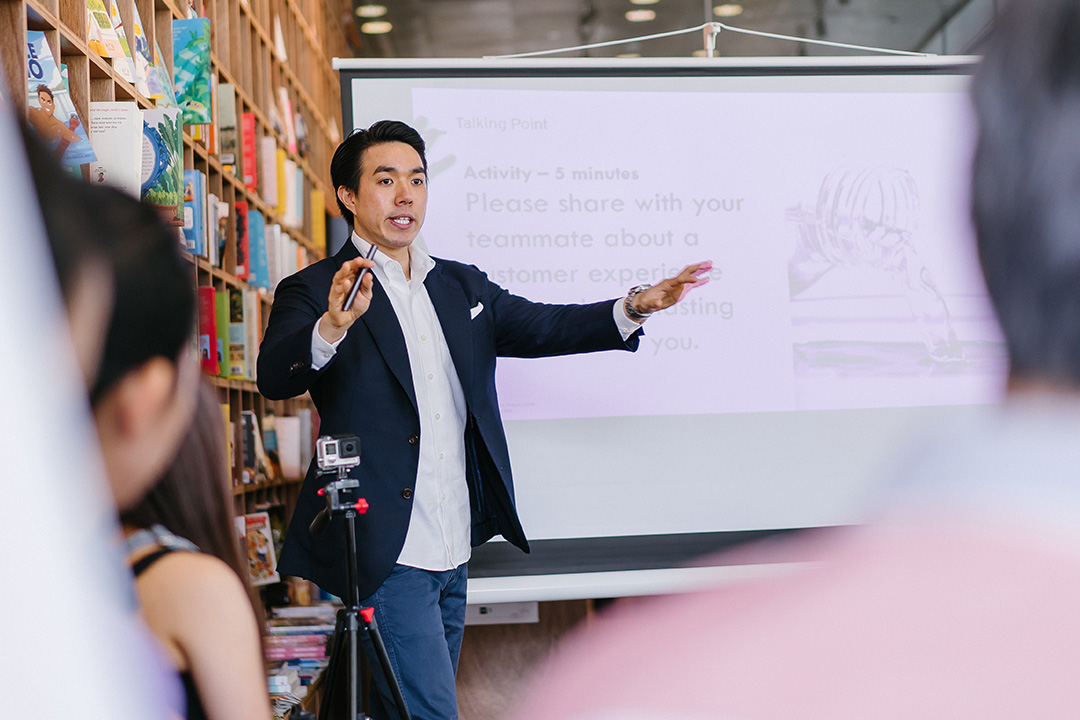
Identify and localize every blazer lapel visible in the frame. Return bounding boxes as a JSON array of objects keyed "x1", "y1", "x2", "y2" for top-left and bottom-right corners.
[
  {"x1": 334, "y1": 240, "x2": 417, "y2": 410},
  {"x1": 425, "y1": 262, "x2": 473, "y2": 398}
]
